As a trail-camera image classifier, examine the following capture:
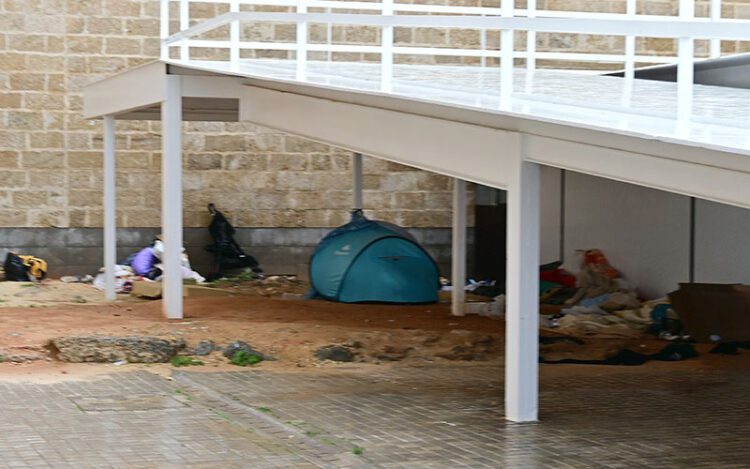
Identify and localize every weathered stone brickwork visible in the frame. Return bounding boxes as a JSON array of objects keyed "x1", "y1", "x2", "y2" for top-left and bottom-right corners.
[{"x1": 0, "y1": 0, "x2": 748, "y2": 229}]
